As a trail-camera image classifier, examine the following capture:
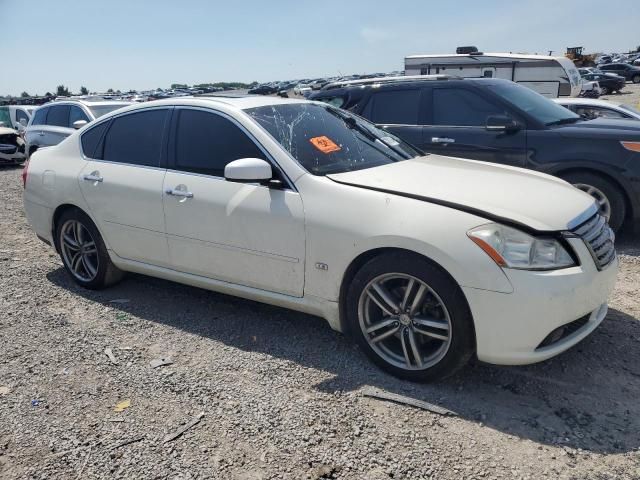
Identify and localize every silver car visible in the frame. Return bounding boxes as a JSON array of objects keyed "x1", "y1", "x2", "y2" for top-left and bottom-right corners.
[{"x1": 25, "y1": 99, "x2": 131, "y2": 156}]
